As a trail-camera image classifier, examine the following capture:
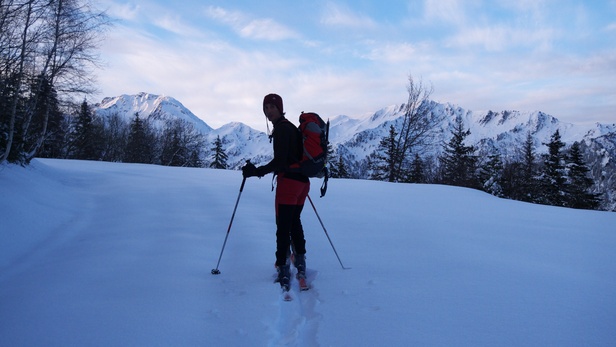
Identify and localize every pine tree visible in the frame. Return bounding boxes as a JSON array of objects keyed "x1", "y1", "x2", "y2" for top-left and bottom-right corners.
[
  {"x1": 520, "y1": 131, "x2": 540, "y2": 202},
  {"x1": 337, "y1": 153, "x2": 350, "y2": 178},
  {"x1": 209, "y1": 135, "x2": 228, "y2": 169},
  {"x1": 370, "y1": 125, "x2": 401, "y2": 182},
  {"x1": 330, "y1": 153, "x2": 350, "y2": 178},
  {"x1": 30, "y1": 78, "x2": 65, "y2": 160},
  {"x1": 71, "y1": 99, "x2": 99, "y2": 160},
  {"x1": 408, "y1": 153, "x2": 426, "y2": 183},
  {"x1": 501, "y1": 160, "x2": 524, "y2": 200},
  {"x1": 479, "y1": 151, "x2": 503, "y2": 197},
  {"x1": 125, "y1": 112, "x2": 153, "y2": 164},
  {"x1": 539, "y1": 129, "x2": 567, "y2": 206},
  {"x1": 565, "y1": 141, "x2": 600, "y2": 209},
  {"x1": 439, "y1": 116, "x2": 478, "y2": 188}
]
